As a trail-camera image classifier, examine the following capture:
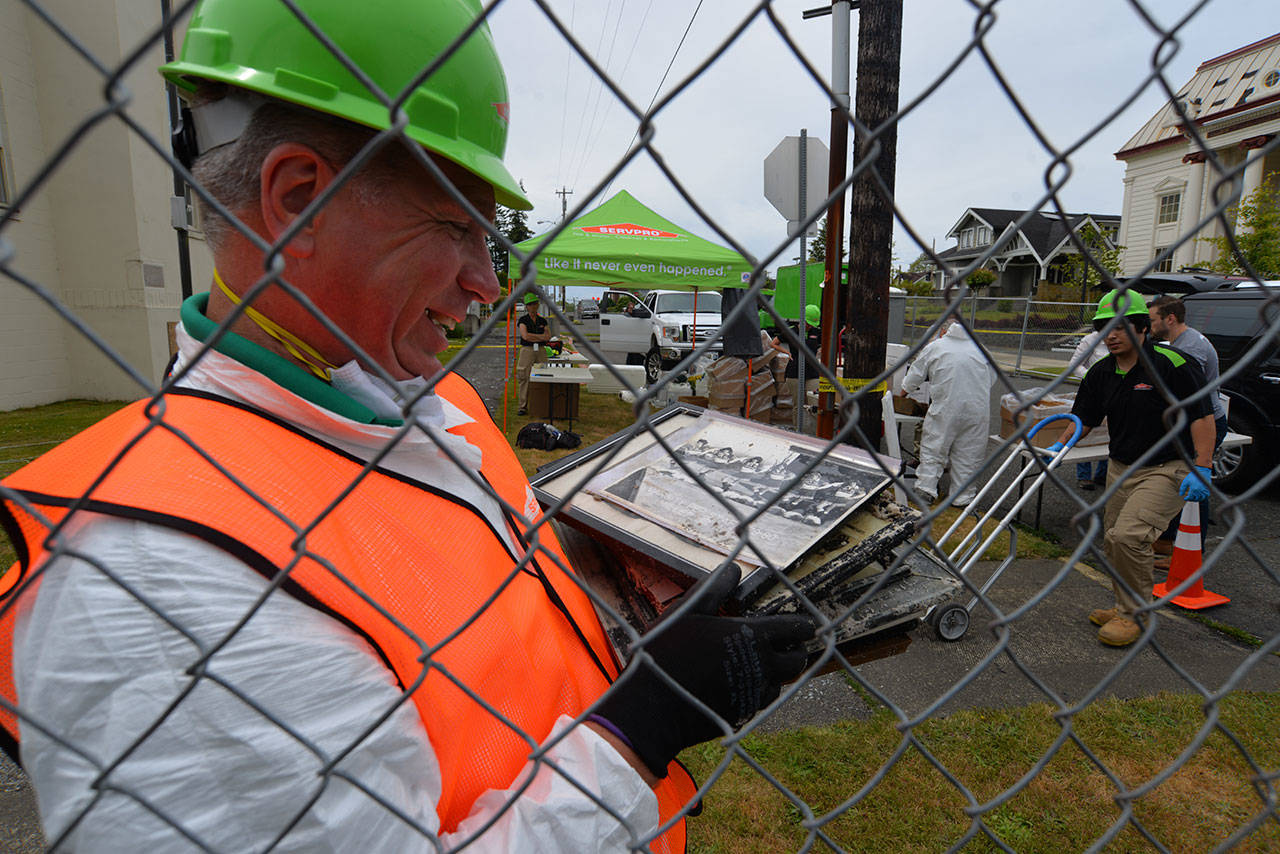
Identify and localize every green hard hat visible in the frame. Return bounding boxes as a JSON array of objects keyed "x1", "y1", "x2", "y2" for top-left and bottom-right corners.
[
  {"x1": 160, "y1": 0, "x2": 530, "y2": 210},
  {"x1": 522, "y1": 292, "x2": 540, "y2": 305},
  {"x1": 1093, "y1": 289, "x2": 1148, "y2": 322},
  {"x1": 805, "y1": 303, "x2": 820, "y2": 326}
]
